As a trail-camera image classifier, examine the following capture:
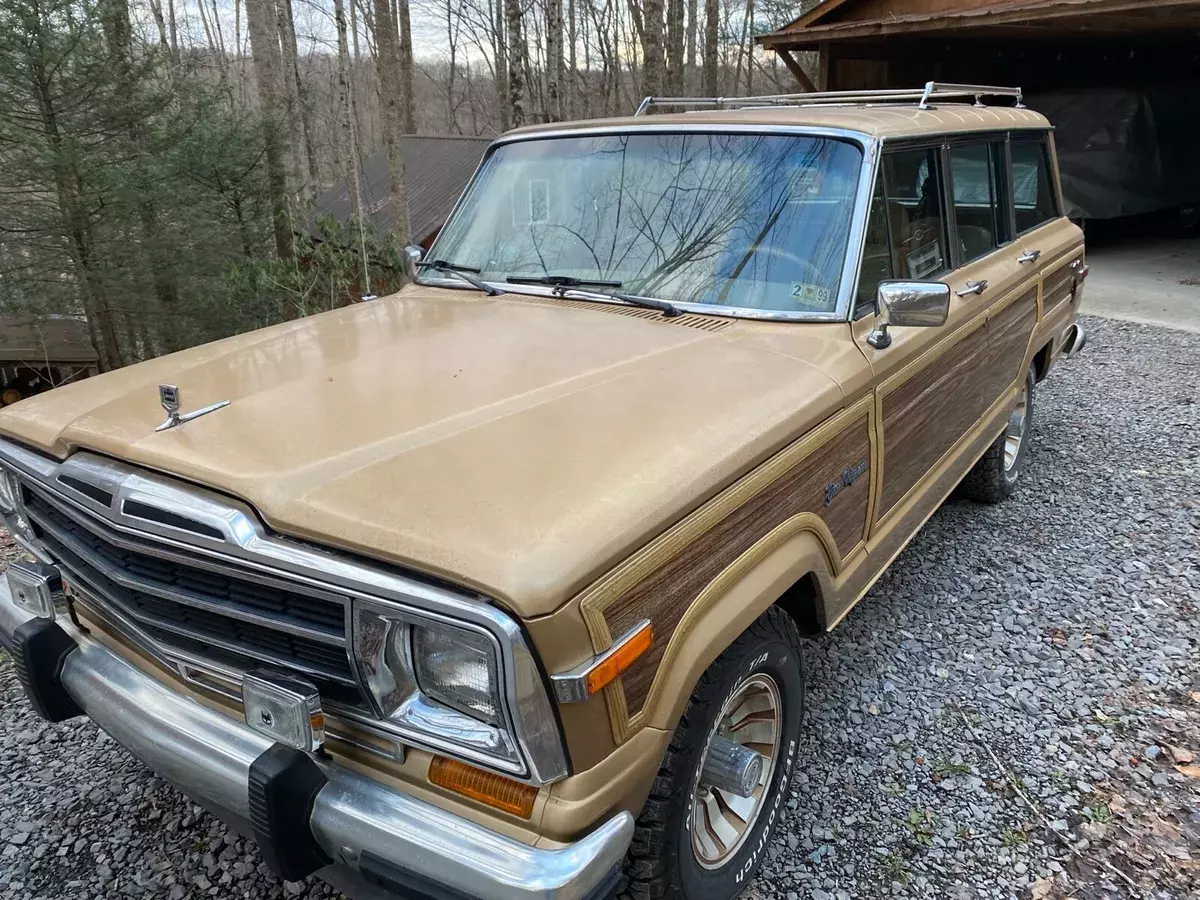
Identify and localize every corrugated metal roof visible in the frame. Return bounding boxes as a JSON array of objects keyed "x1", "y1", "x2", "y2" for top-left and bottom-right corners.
[
  {"x1": 308, "y1": 135, "x2": 492, "y2": 245},
  {"x1": 0, "y1": 316, "x2": 98, "y2": 364}
]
